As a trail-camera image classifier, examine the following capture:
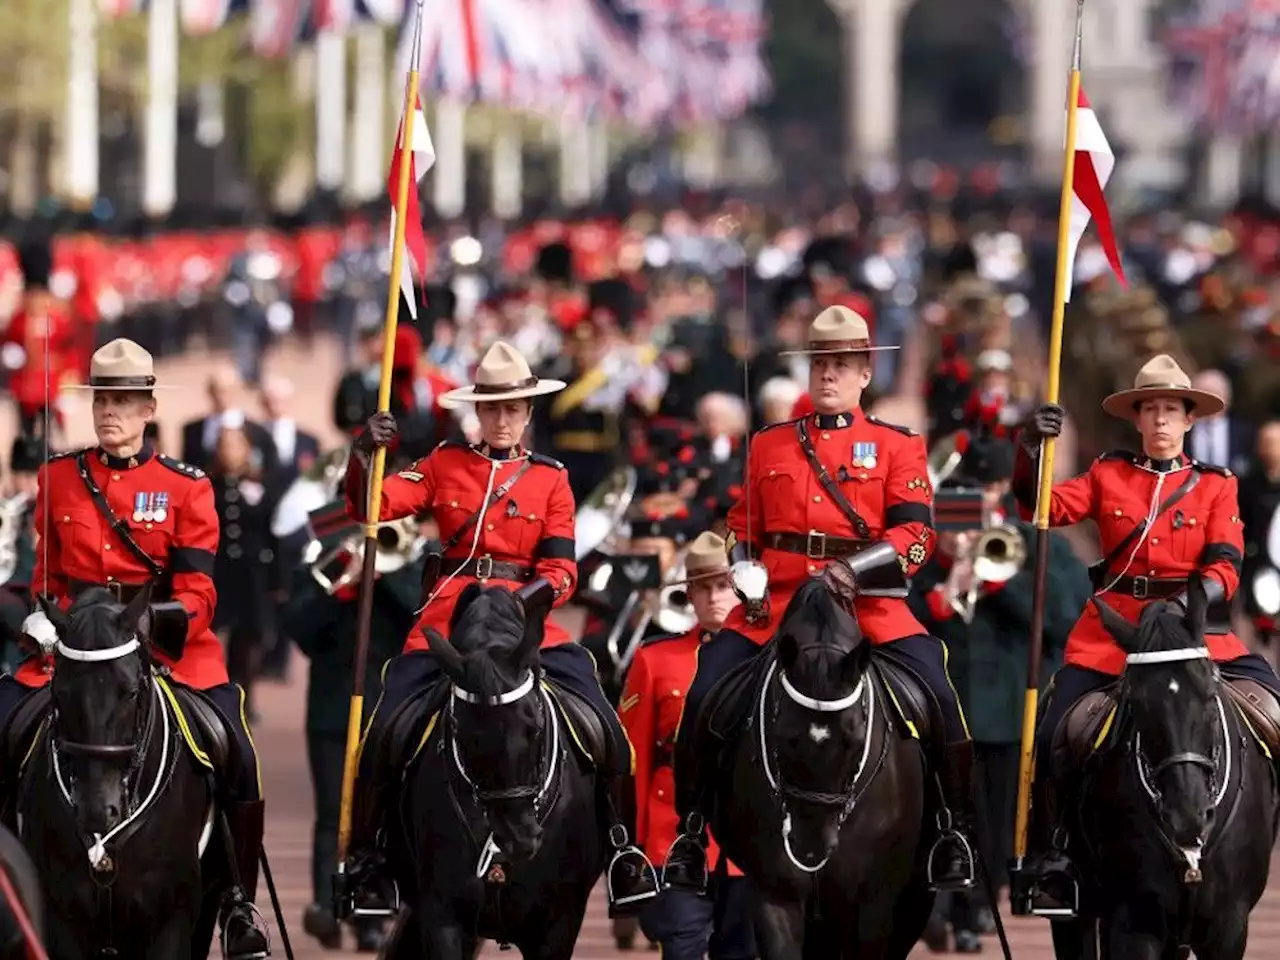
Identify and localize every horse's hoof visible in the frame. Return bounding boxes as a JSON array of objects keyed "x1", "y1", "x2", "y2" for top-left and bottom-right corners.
[
  {"x1": 303, "y1": 904, "x2": 342, "y2": 950},
  {"x1": 614, "y1": 933, "x2": 636, "y2": 950},
  {"x1": 922, "y1": 914, "x2": 948, "y2": 953},
  {"x1": 954, "y1": 930, "x2": 983, "y2": 954}
]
